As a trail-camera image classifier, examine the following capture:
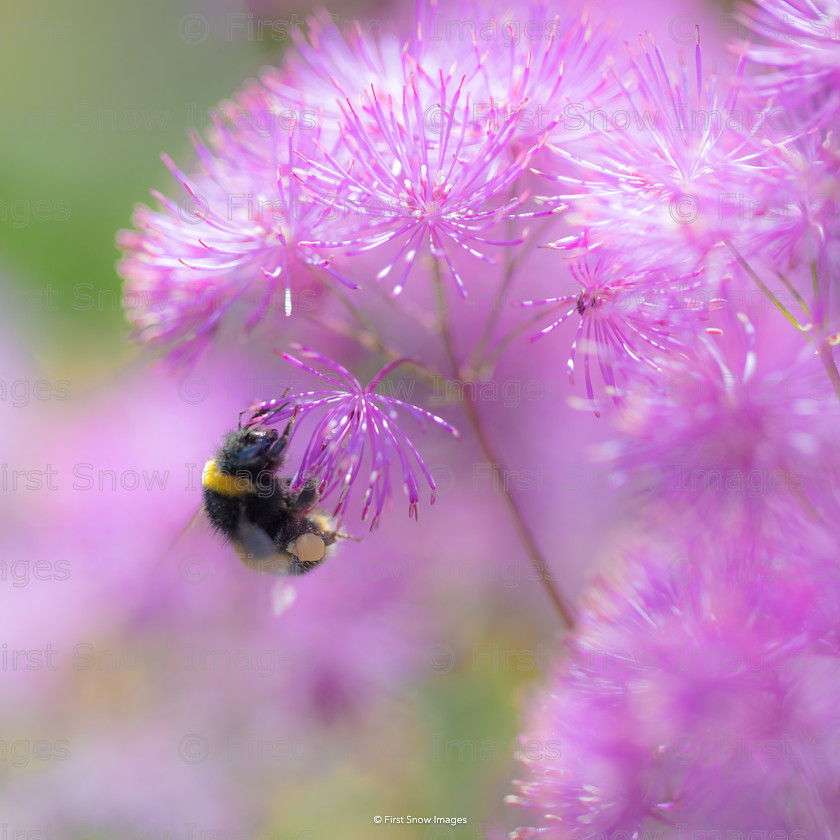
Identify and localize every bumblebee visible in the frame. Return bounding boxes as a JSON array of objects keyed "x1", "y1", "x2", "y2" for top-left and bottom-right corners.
[{"x1": 201, "y1": 406, "x2": 339, "y2": 575}]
